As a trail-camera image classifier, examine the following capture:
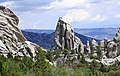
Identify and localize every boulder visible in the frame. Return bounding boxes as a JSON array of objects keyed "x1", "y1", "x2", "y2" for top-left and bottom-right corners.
[{"x1": 106, "y1": 41, "x2": 117, "y2": 58}]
